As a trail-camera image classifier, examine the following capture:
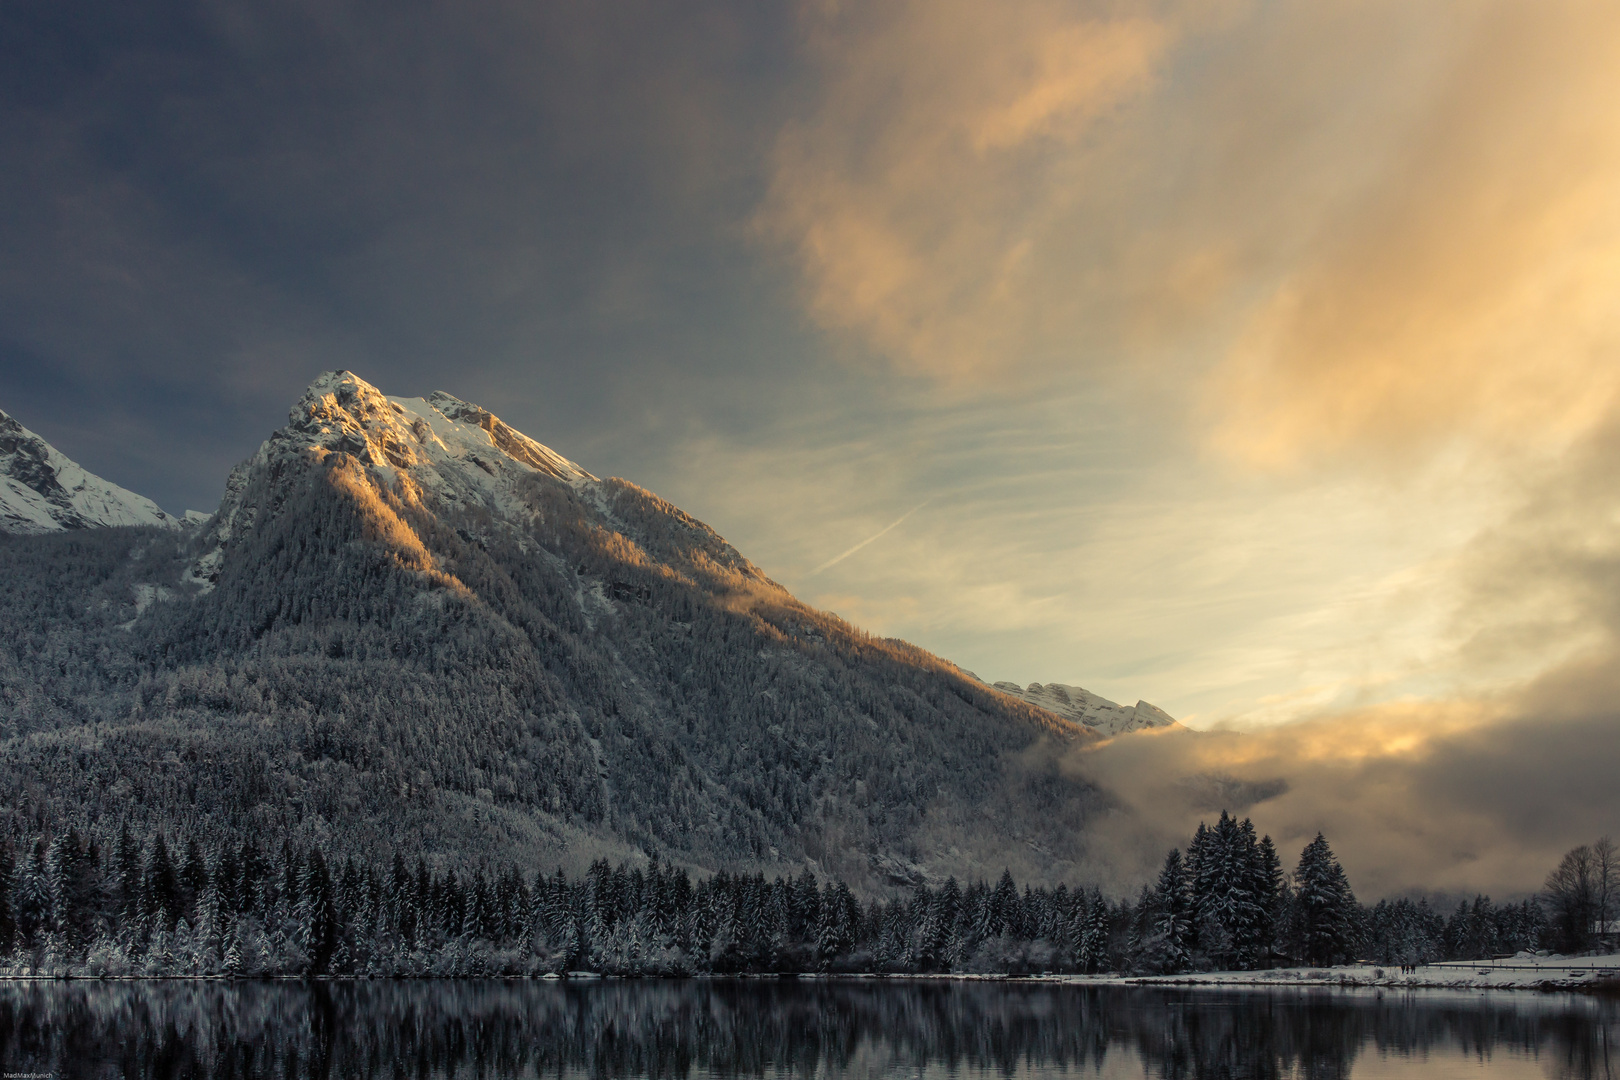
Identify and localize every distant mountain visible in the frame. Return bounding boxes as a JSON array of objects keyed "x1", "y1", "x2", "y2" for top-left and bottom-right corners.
[
  {"x1": 0, "y1": 372, "x2": 1109, "y2": 891},
  {"x1": 989, "y1": 681, "x2": 1179, "y2": 737},
  {"x1": 0, "y1": 409, "x2": 180, "y2": 533}
]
